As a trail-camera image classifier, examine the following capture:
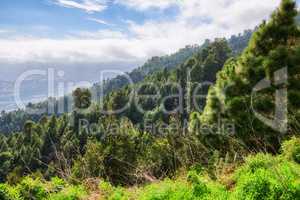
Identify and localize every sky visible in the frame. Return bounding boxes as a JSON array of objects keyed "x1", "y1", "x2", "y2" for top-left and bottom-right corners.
[{"x1": 0, "y1": 0, "x2": 298, "y2": 81}]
